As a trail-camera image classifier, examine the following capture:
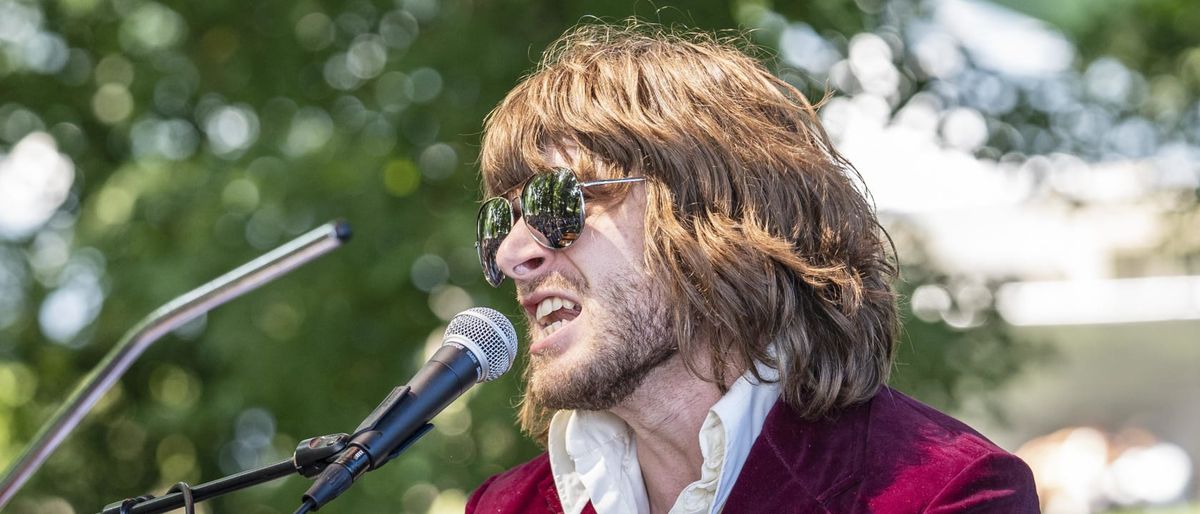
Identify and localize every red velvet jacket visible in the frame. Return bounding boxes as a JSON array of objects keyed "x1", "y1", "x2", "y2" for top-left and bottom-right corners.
[{"x1": 467, "y1": 388, "x2": 1039, "y2": 513}]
